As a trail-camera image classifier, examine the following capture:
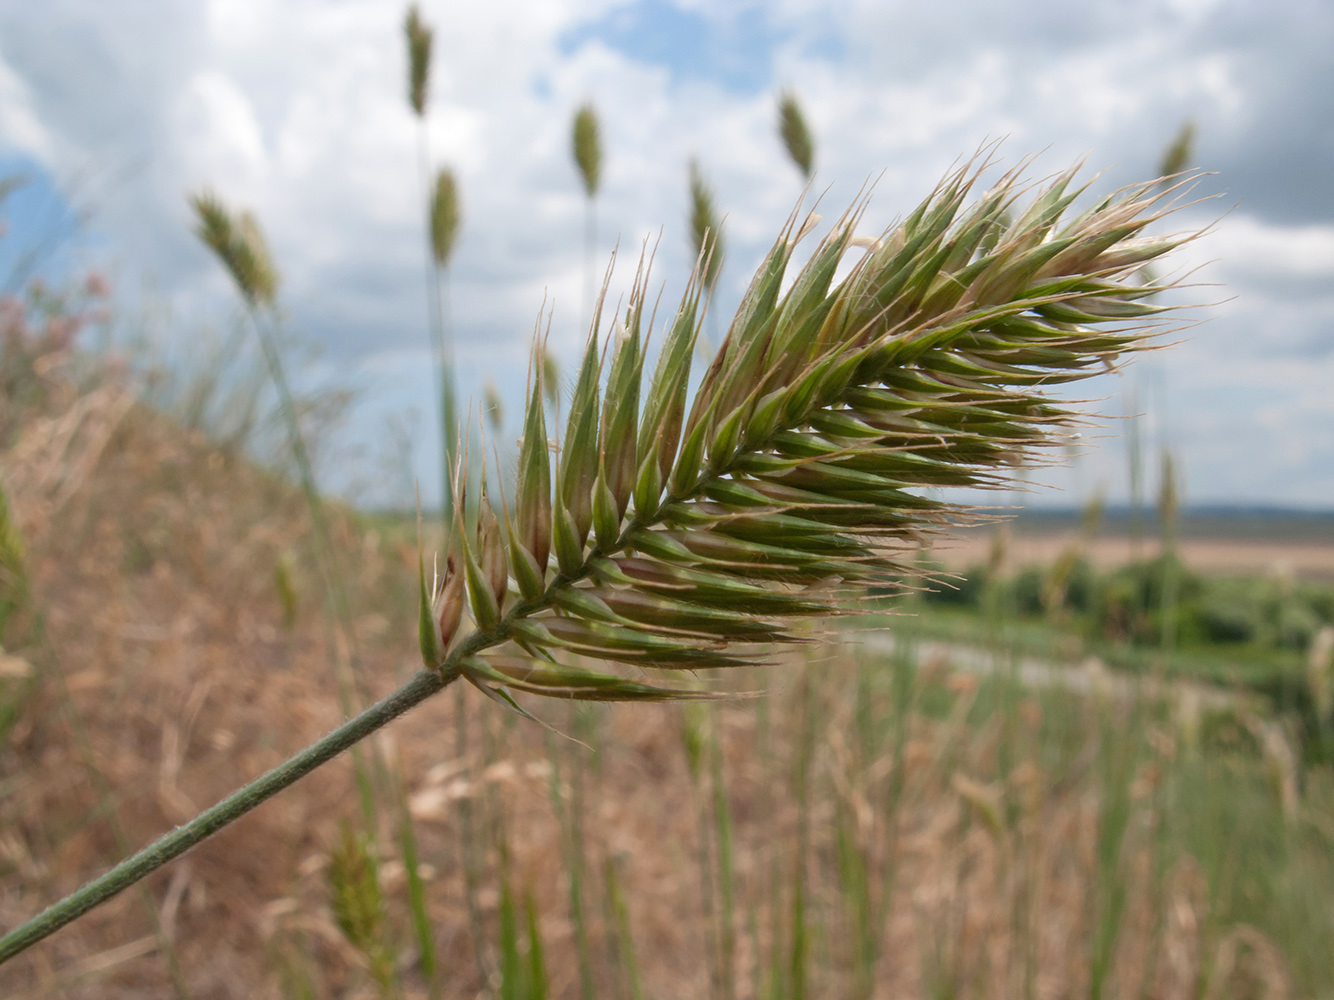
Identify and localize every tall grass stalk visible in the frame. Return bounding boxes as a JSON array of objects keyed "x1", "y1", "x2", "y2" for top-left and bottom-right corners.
[
  {"x1": 572, "y1": 104, "x2": 602, "y2": 331},
  {"x1": 788, "y1": 670, "x2": 815, "y2": 1000},
  {"x1": 544, "y1": 731, "x2": 596, "y2": 1000},
  {"x1": 405, "y1": 13, "x2": 471, "y2": 965},
  {"x1": 683, "y1": 702, "x2": 737, "y2": 1000},
  {"x1": 688, "y1": 158, "x2": 725, "y2": 349},
  {"x1": 709, "y1": 715, "x2": 737, "y2": 1000},
  {"x1": 1126, "y1": 386, "x2": 1145, "y2": 565},
  {"x1": 189, "y1": 192, "x2": 380, "y2": 827},
  {"x1": 0, "y1": 161, "x2": 1199, "y2": 963},
  {"x1": 681, "y1": 705, "x2": 723, "y2": 998},
  {"x1": 1088, "y1": 702, "x2": 1144, "y2": 1000},
  {"x1": 455, "y1": 683, "x2": 491, "y2": 985},
  {"x1": 603, "y1": 855, "x2": 645, "y2": 1000},
  {"x1": 405, "y1": 4, "x2": 461, "y2": 524},
  {"x1": 1158, "y1": 450, "x2": 1180, "y2": 652},
  {"x1": 391, "y1": 752, "x2": 437, "y2": 993}
]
